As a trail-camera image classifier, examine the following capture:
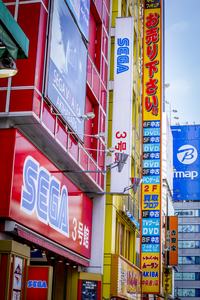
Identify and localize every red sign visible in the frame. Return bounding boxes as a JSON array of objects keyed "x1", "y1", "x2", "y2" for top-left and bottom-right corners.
[
  {"x1": 0, "y1": 129, "x2": 93, "y2": 258},
  {"x1": 27, "y1": 266, "x2": 52, "y2": 300}
]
